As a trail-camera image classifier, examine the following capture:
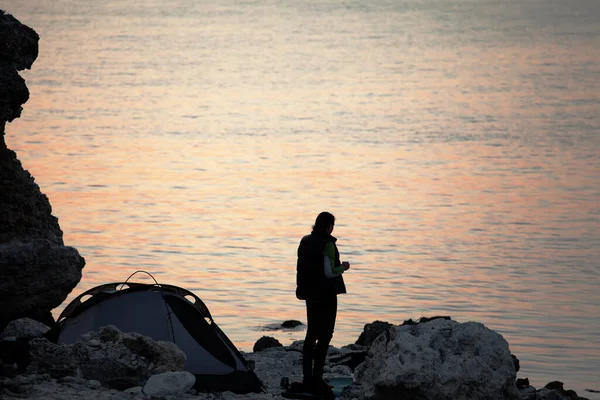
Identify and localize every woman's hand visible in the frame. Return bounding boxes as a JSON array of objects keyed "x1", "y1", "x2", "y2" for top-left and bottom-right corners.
[{"x1": 342, "y1": 261, "x2": 350, "y2": 271}]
